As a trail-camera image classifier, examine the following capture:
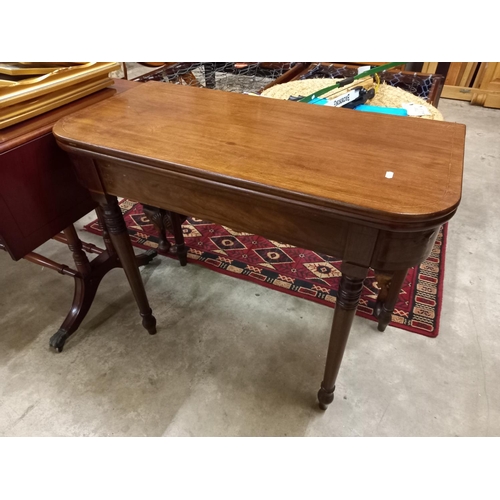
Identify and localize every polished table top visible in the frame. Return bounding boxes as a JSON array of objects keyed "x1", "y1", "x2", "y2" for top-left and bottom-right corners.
[
  {"x1": 54, "y1": 81, "x2": 465, "y2": 229},
  {"x1": 52, "y1": 81, "x2": 466, "y2": 409}
]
